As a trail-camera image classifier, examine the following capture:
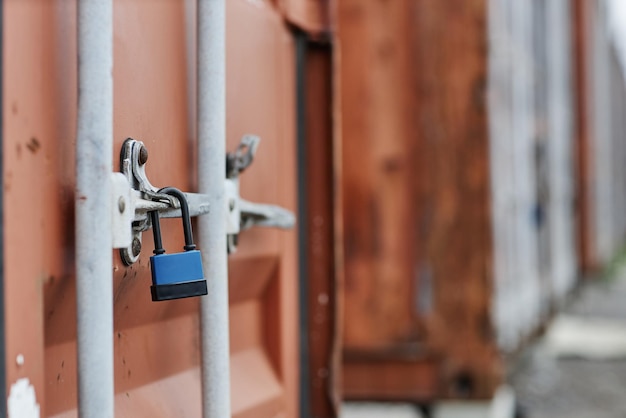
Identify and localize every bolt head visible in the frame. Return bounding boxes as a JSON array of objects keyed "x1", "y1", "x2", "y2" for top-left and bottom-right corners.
[
  {"x1": 138, "y1": 146, "x2": 149, "y2": 165},
  {"x1": 118, "y1": 197, "x2": 126, "y2": 213},
  {"x1": 132, "y1": 237, "x2": 142, "y2": 257}
]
